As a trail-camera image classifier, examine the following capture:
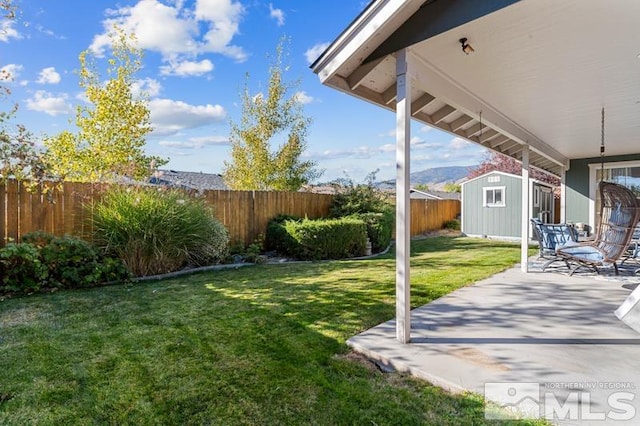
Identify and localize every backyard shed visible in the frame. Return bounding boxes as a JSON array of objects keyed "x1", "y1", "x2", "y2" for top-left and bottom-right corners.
[{"x1": 461, "y1": 171, "x2": 554, "y2": 240}]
